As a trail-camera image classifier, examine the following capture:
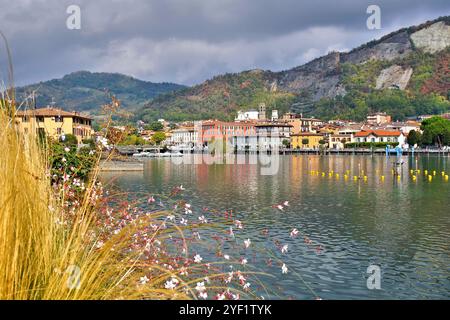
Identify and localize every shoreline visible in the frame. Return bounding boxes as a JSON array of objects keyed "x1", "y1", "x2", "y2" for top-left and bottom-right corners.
[
  {"x1": 100, "y1": 151, "x2": 450, "y2": 171},
  {"x1": 99, "y1": 160, "x2": 144, "y2": 171}
]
